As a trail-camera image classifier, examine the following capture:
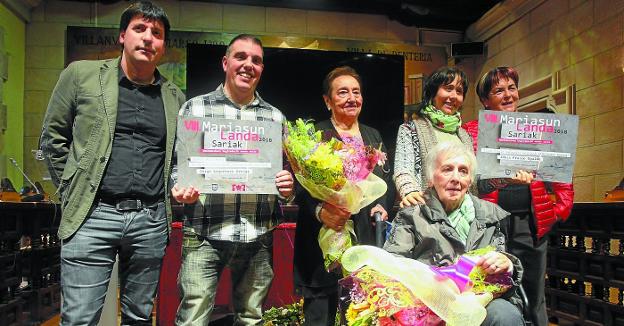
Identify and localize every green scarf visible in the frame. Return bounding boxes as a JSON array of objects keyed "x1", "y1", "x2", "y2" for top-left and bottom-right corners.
[
  {"x1": 421, "y1": 103, "x2": 462, "y2": 133},
  {"x1": 447, "y1": 195, "x2": 475, "y2": 244}
]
